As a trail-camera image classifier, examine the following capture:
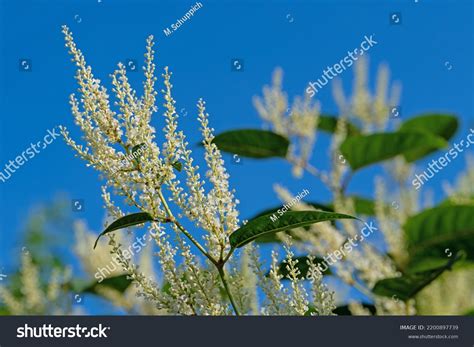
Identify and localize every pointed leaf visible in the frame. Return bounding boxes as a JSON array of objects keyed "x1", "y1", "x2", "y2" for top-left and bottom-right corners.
[
  {"x1": 406, "y1": 256, "x2": 468, "y2": 273},
  {"x1": 372, "y1": 252, "x2": 463, "y2": 301},
  {"x1": 399, "y1": 113, "x2": 458, "y2": 161},
  {"x1": 399, "y1": 113, "x2": 458, "y2": 140},
  {"x1": 212, "y1": 129, "x2": 289, "y2": 158},
  {"x1": 404, "y1": 205, "x2": 474, "y2": 261},
  {"x1": 229, "y1": 210, "x2": 357, "y2": 248},
  {"x1": 340, "y1": 132, "x2": 447, "y2": 170},
  {"x1": 251, "y1": 202, "x2": 333, "y2": 221},
  {"x1": 94, "y1": 212, "x2": 155, "y2": 249},
  {"x1": 249, "y1": 202, "x2": 334, "y2": 243}
]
